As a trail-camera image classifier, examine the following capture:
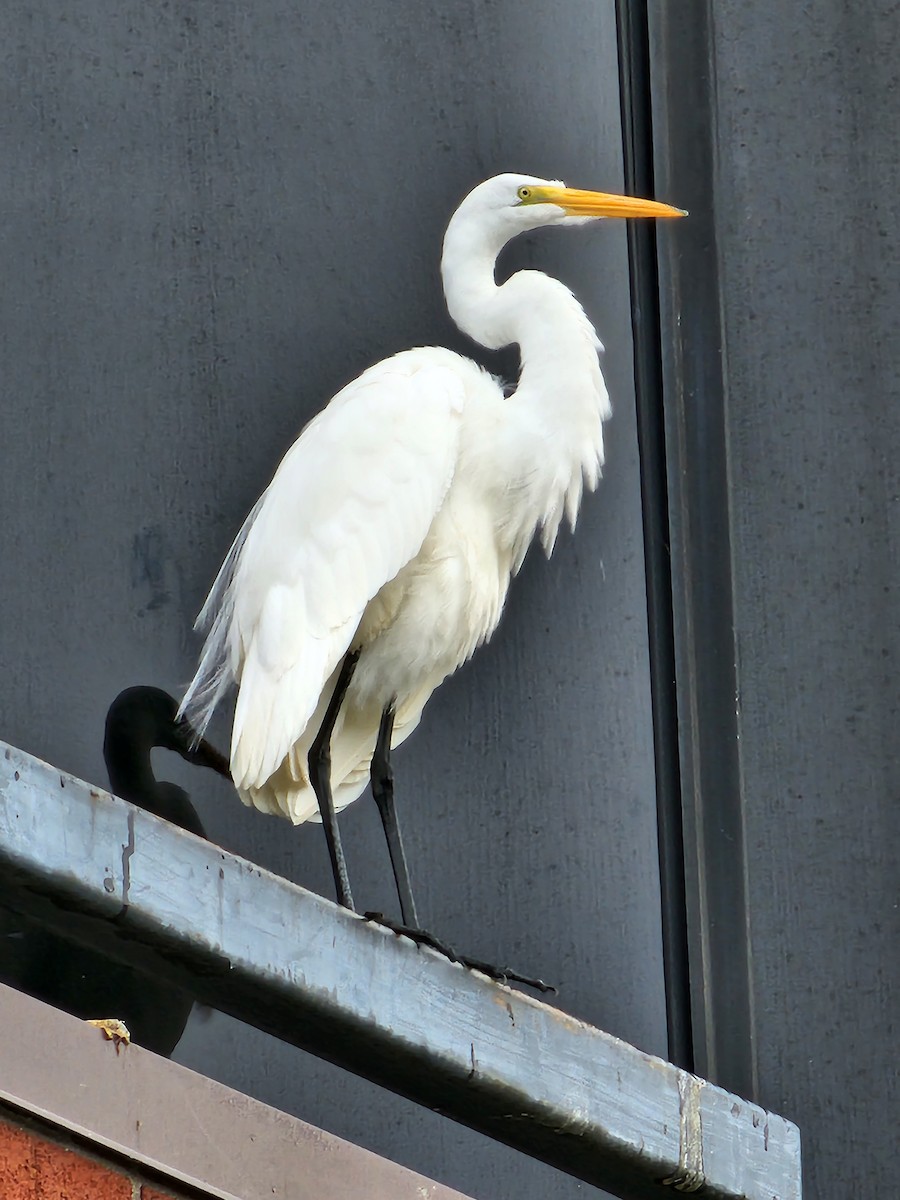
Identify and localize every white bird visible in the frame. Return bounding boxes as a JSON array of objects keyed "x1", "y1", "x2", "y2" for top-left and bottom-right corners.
[{"x1": 181, "y1": 173, "x2": 685, "y2": 935}]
